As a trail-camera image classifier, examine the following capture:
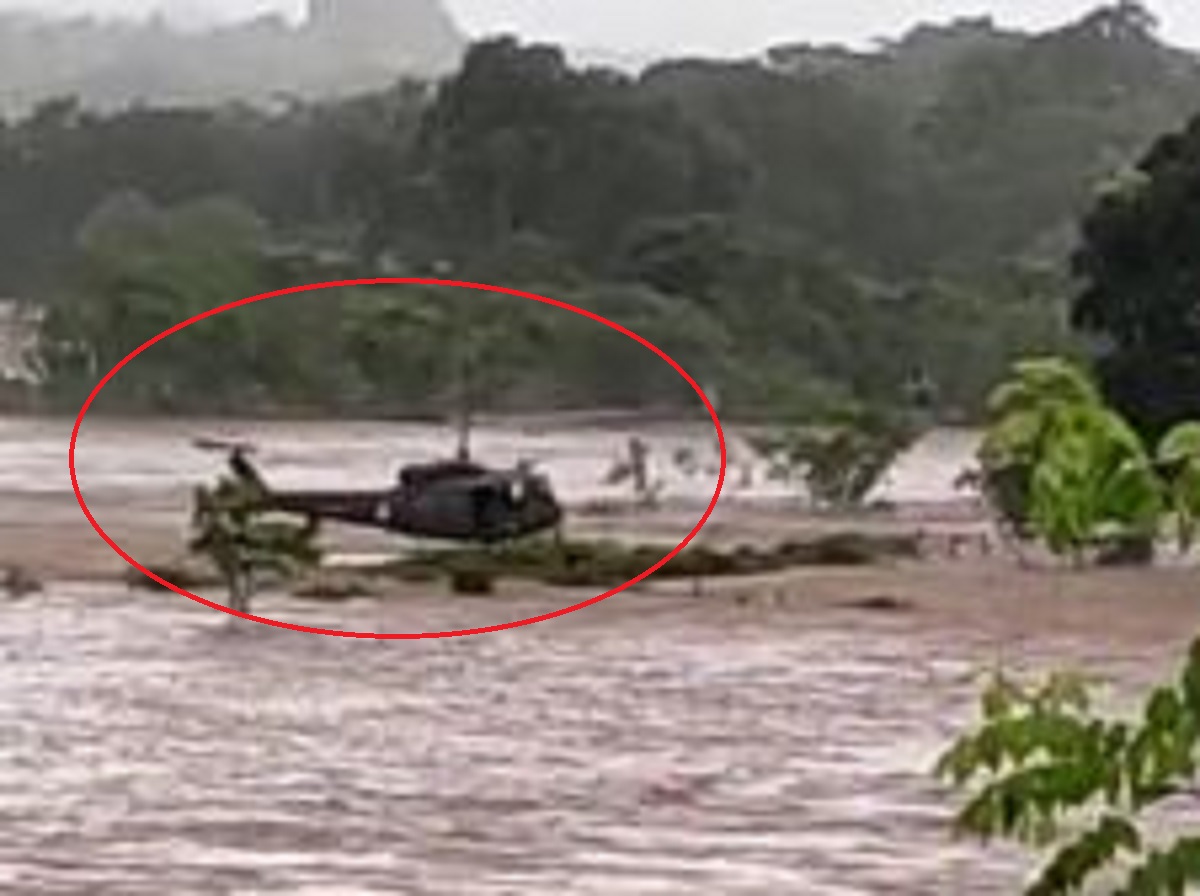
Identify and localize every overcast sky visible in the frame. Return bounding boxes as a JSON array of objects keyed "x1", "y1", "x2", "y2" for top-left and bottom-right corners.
[{"x1": 1, "y1": 0, "x2": 1198, "y2": 56}]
